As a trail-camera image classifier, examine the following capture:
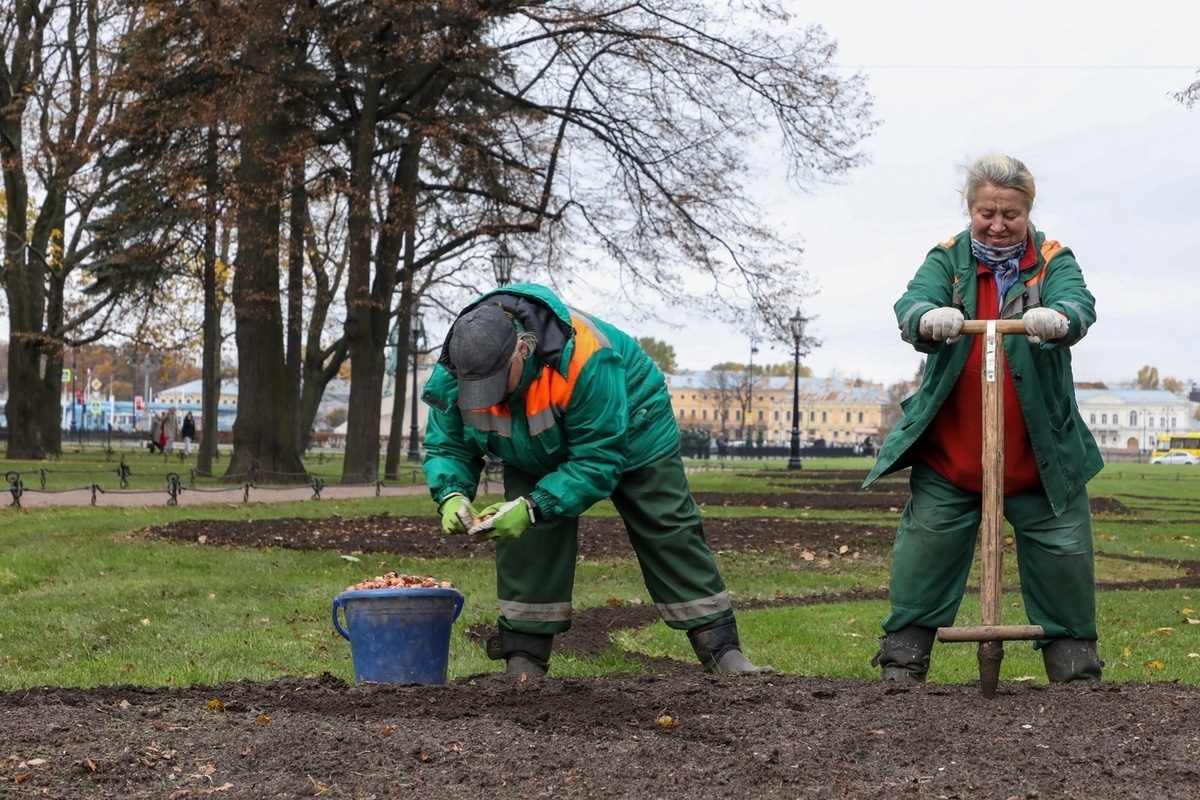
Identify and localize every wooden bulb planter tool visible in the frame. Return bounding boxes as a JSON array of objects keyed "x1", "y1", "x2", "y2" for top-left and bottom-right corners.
[{"x1": 935, "y1": 319, "x2": 1043, "y2": 698}]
